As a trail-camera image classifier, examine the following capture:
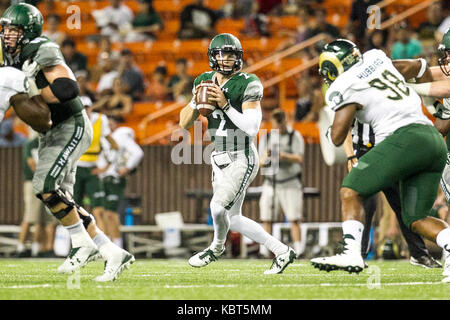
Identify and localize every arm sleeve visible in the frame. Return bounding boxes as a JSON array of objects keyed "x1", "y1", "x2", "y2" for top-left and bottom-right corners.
[{"x1": 2, "y1": 68, "x2": 28, "y2": 113}]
